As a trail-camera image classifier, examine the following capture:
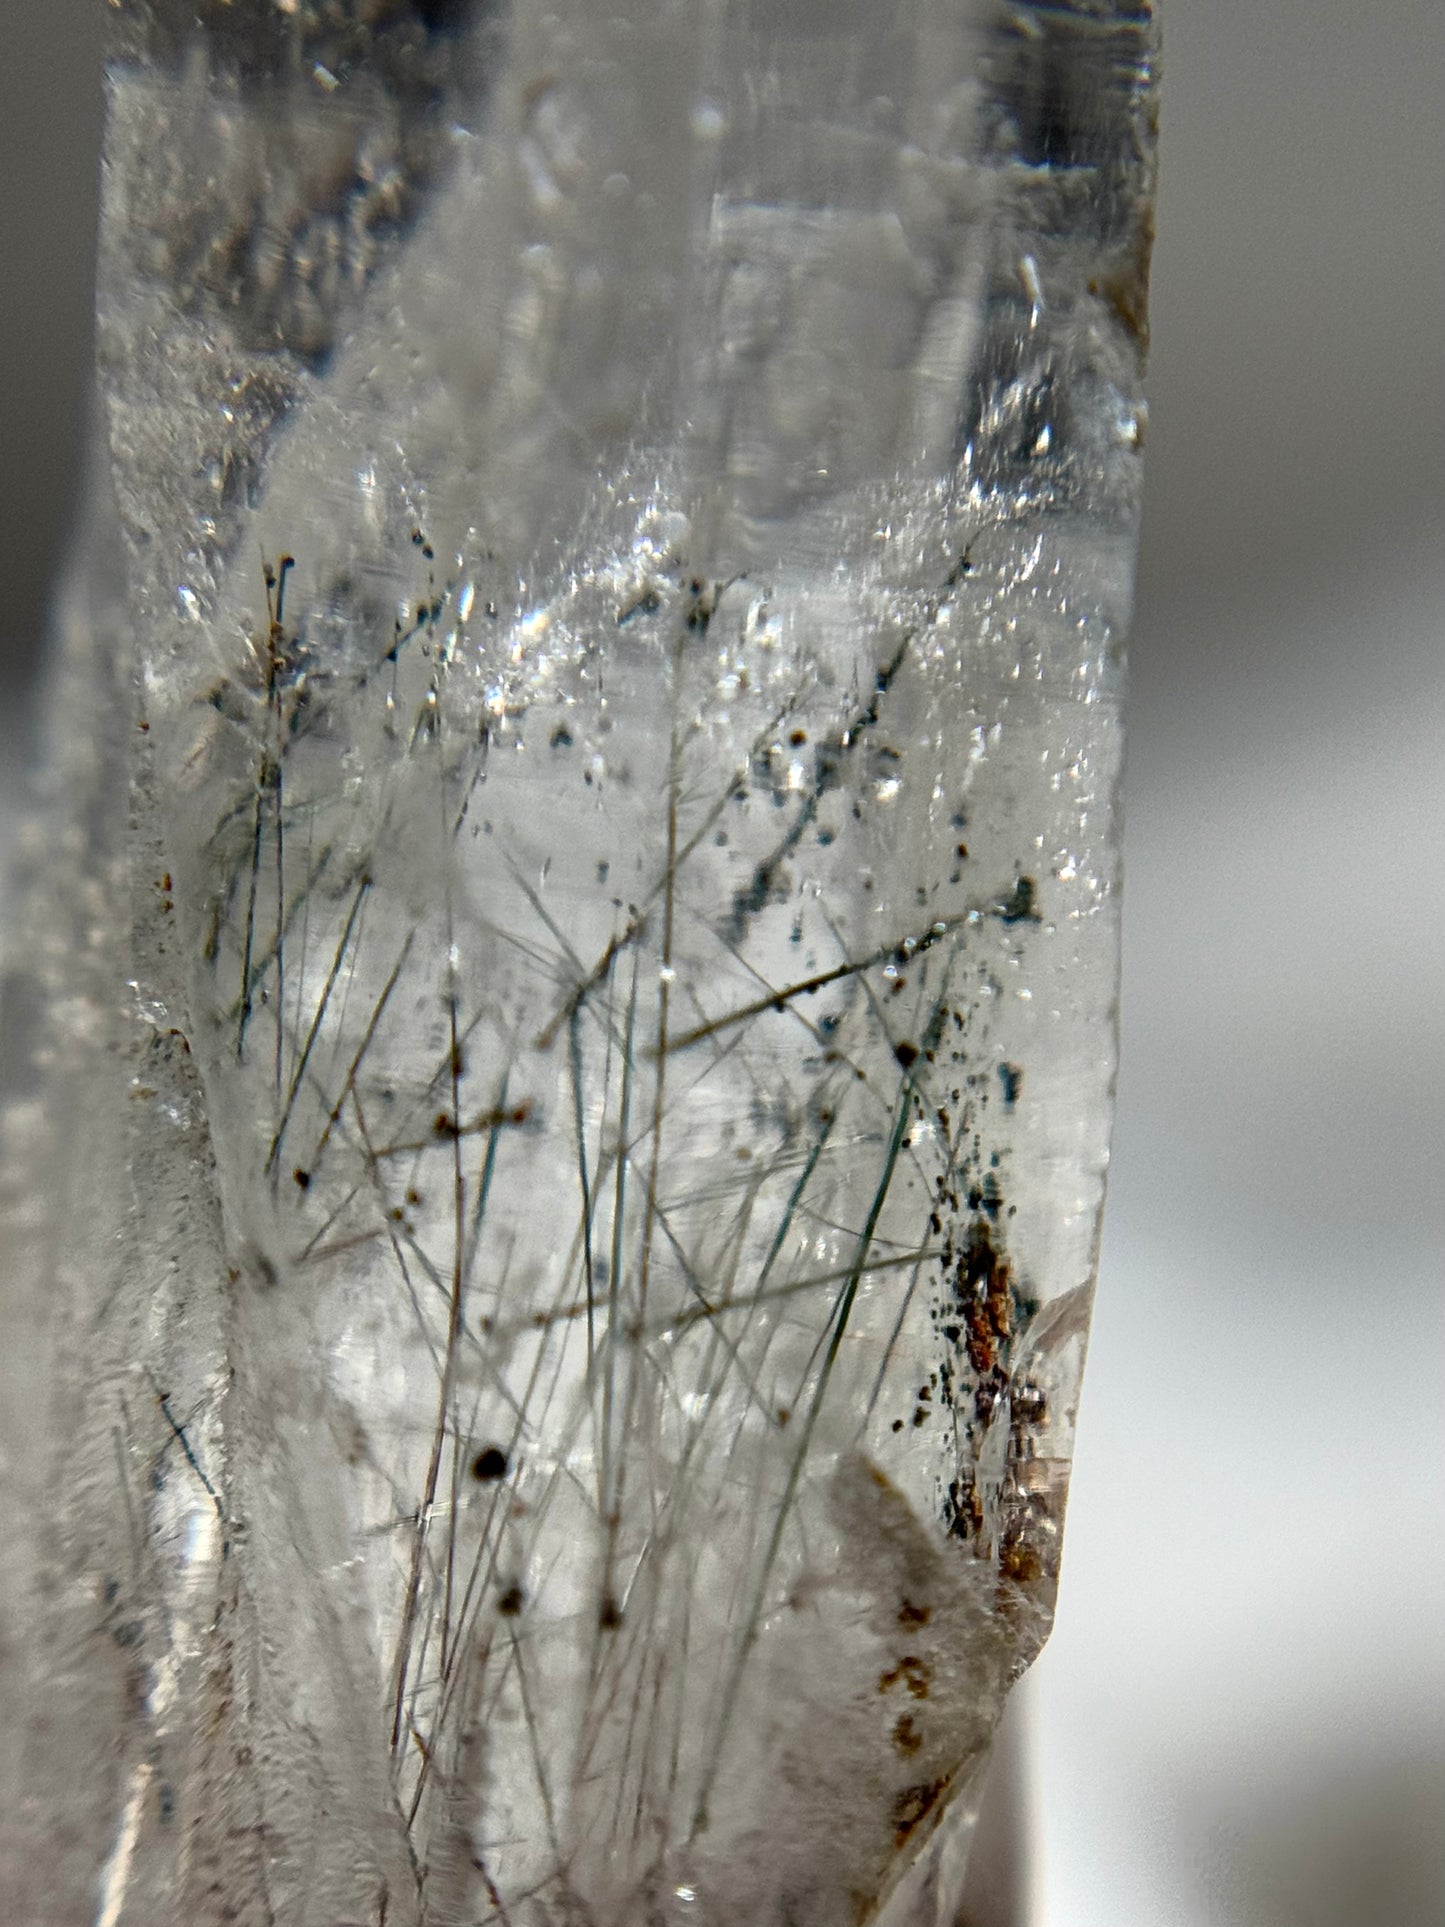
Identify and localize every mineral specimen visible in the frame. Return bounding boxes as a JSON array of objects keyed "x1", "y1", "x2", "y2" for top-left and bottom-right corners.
[{"x1": 0, "y1": 4, "x2": 1158, "y2": 1923}]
